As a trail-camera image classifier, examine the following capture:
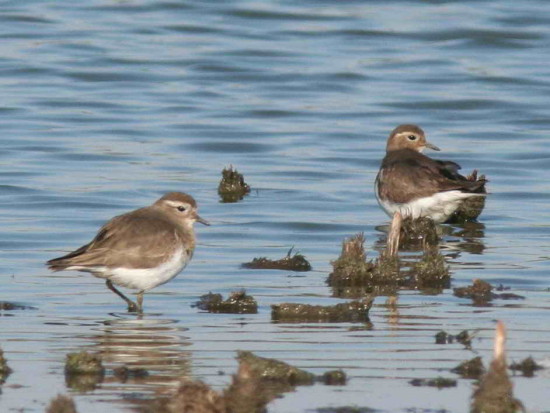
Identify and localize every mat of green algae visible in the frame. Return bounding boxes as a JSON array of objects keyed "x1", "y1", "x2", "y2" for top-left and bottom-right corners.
[{"x1": 1, "y1": 0, "x2": 550, "y2": 412}]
